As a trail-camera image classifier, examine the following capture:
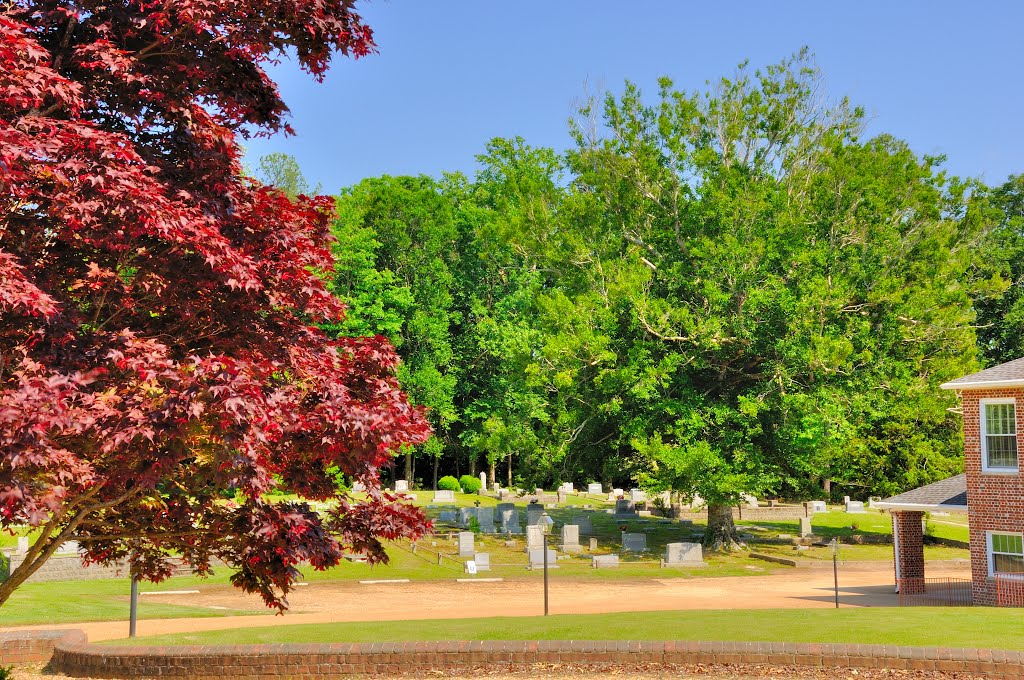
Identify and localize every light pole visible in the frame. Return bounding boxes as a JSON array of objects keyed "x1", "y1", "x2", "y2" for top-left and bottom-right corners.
[
  {"x1": 830, "y1": 537, "x2": 840, "y2": 609},
  {"x1": 540, "y1": 512, "x2": 554, "y2": 616}
]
